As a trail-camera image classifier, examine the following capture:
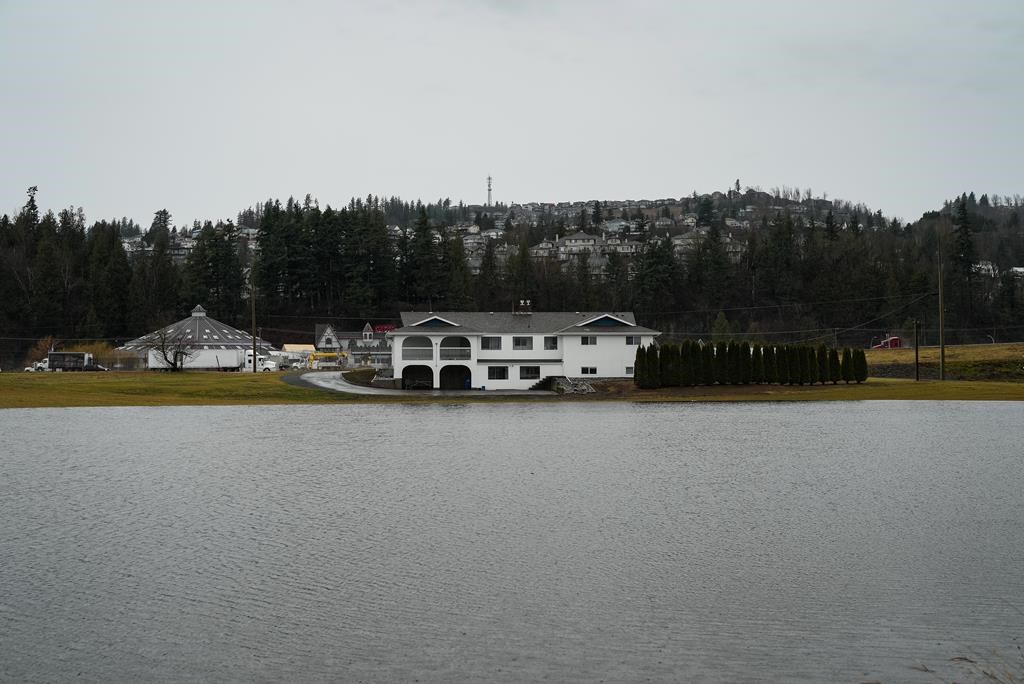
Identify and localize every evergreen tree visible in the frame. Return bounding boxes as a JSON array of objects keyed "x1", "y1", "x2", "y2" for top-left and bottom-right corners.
[
  {"x1": 648, "y1": 345, "x2": 662, "y2": 388},
  {"x1": 679, "y1": 340, "x2": 693, "y2": 387},
  {"x1": 777, "y1": 345, "x2": 791, "y2": 385},
  {"x1": 764, "y1": 345, "x2": 777, "y2": 384},
  {"x1": 804, "y1": 346, "x2": 817, "y2": 385},
  {"x1": 660, "y1": 342, "x2": 674, "y2": 387},
  {"x1": 634, "y1": 345, "x2": 645, "y2": 388},
  {"x1": 828, "y1": 347, "x2": 841, "y2": 384},
  {"x1": 702, "y1": 342, "x2": 715, "y2": 385},
  {"x1": 951, "y1": 196, "x2": 976, "y2": 323},
  {"x1": 727, "y1": 340, "x2": 741, "y2": 384},
  {"x1": 409, "y1": 206, "x2": 440, "y2": 306},
  {"x1": 740, "y1": 341, "x2": 752, "y2": 384},
  {"x1": 476, "y1": 239, "x2": 501, "y2": 310},
  {"x1": 817, "y1": 344, "x2": 829, "y2": 385},
  {"x1": 751, "y1": 344, "x2": 764, "y2": 384},
  {"x1": 854, "y1": 348, "x2": 868, "y2": 383},
  {"x1": 714, "y1": 341, "x2": 729, "y2": 384},
  {"x1": 442, "y1": 234, "x2": 472, "y2": 310},
  {"x1": 841, "y1": 347, "x2": 854, "y2": 383}
]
